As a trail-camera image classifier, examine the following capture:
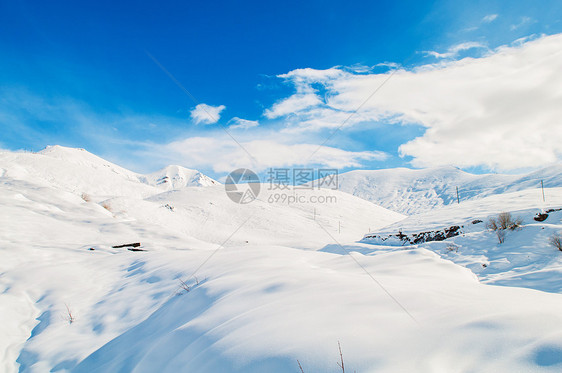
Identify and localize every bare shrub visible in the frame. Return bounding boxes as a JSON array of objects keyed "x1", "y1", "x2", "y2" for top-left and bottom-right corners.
[
  {"x1": 513, "y1": 216, "x2": 524, "y2": 229},
  {"x1": 81, "y1": 193, "x2": 91, "y2": 202},
  {"x1": 486, "y1": 212, "x2": 523, "y2": 243},
  {"x1": 485, "y1": 218, "x2": 498, "y2": 231},
  {"x1": 179, "y1": 279, "x2": 191, "y2": 293},
  {"x1": 297, "y1": 360, "x2": 305, "y2": 373},
  {"x1": 496, "y1": 229, "x2": 506, "y2": 244},
  {"x1": 498, "y1": 212, "x2": 522, "y2": 230},
  {"x1": 549, "y1": 232, "x2": 562, "y2": 251},
  {"x1": 101, "y1": 202, "x2": 112, "y2": 212},
  {"x1": 336, "y1": 341, "x2": 345, "y2": 372},
  {"x1": 297, "y1": 341, "x2": 351, "y2": 373},
  {"x1": 497, "y1": 212, "x2": 512, "y2": 229},
  {"x1": 446, "y1": 243, "x2": 458, "y2": 252}
]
